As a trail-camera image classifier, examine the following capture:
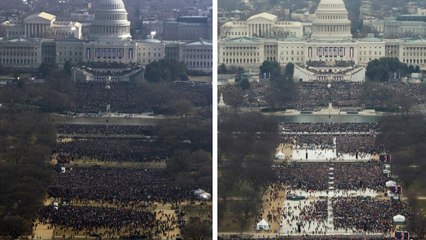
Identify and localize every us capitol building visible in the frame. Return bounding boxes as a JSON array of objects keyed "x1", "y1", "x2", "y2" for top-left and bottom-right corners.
[
  {"x1": 0, "y1": 0, "x2": 212, "y2": 79},
  {"x1": 219, "y1": 0, "x2": 426, "y2": 82}
]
